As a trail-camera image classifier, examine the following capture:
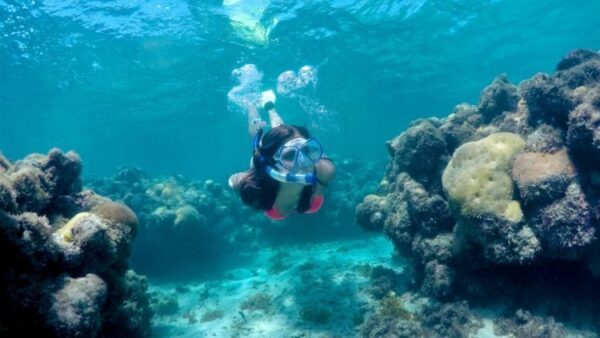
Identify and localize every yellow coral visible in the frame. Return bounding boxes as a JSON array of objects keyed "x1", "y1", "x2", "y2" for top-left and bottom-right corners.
[
  {"x1": 442, "y1": 133, "x2": 525, "y2": 222},
  {"x1": 161, "y1": 186, "x2": 174, "y2": 199},
  {"x1": 57, "y1": 212, "x2": 93, "y2": 242},
  {"x1": 174, "y1": 205, "x2": 200, "y2": 226}
]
